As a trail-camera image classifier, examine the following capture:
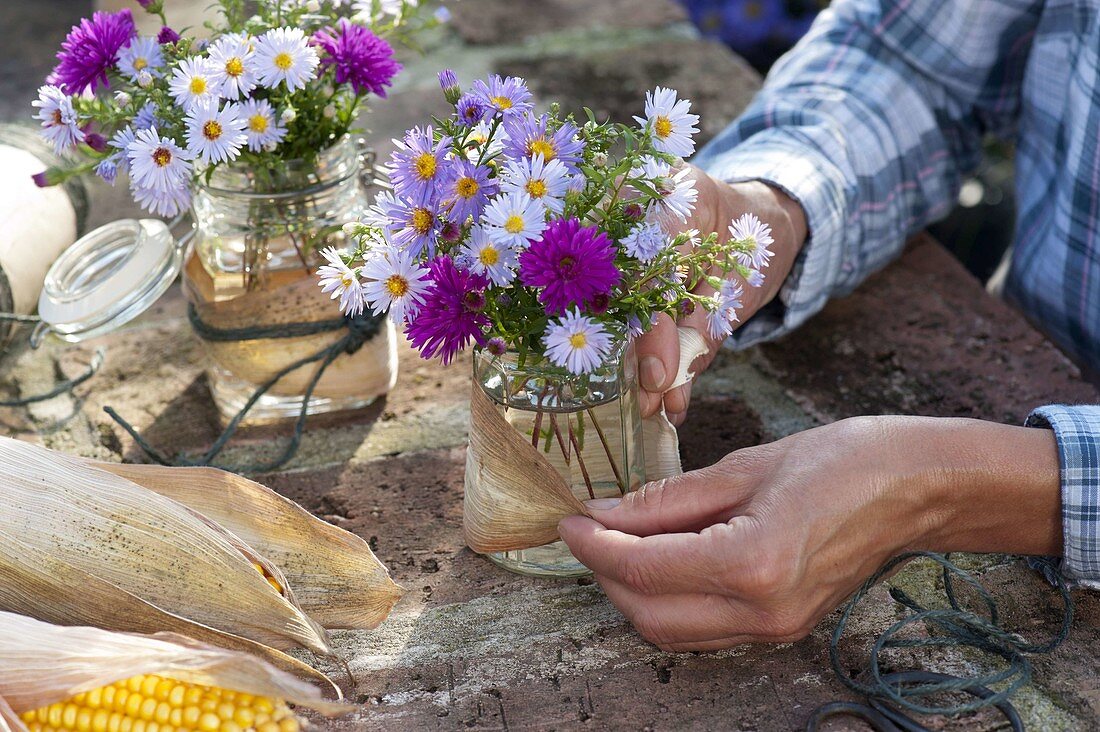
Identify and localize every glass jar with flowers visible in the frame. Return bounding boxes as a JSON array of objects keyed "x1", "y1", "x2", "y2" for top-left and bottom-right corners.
[
  {"x1": 29, "y1": 0, "x2": 438, "y2": 422},
  {"x1": 322, "y1": 72, "x2": 776, "y2": 577}
]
